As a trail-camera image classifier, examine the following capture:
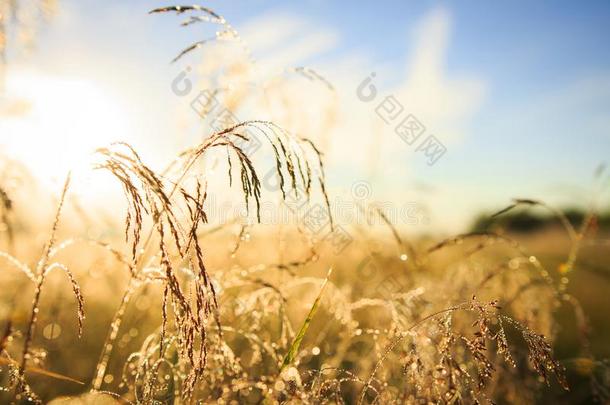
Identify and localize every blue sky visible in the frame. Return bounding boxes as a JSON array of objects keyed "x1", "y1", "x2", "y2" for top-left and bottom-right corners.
[{"x1": 3, "y1": 0, "x2": 610, "y2": 230}]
